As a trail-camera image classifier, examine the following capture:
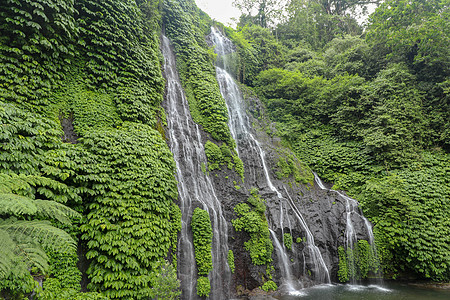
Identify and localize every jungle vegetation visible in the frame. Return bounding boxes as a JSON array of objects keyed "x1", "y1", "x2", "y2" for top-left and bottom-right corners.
[{"x1": 0, "y1": 0, "x2": 448, "y2": 298}]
